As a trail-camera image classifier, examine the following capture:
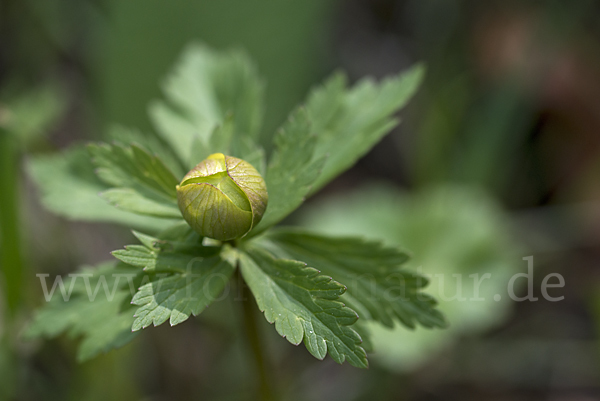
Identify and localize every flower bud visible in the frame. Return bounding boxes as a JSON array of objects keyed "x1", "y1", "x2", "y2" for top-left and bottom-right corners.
[{"x1": 176, "y1": 153, "x2": 268, "y2": 241}]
